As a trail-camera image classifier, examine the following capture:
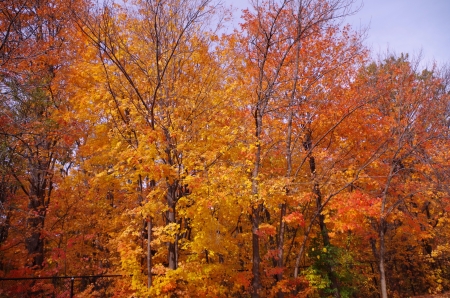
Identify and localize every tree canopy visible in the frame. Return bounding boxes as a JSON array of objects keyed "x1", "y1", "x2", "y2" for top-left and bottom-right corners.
[{"x1": 0, "y1": 1, "x2": 449, "y2": 297}]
